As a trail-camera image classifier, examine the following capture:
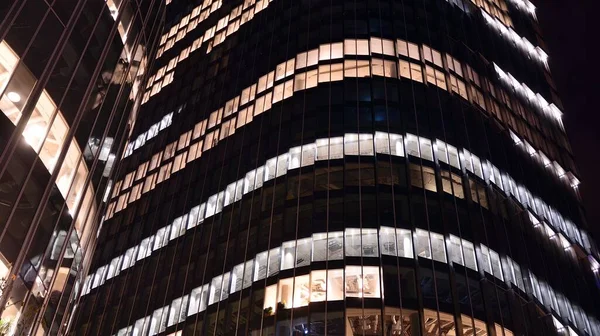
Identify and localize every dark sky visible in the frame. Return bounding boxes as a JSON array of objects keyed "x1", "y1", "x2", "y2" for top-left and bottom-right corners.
[{"x1": 536, "y1": 1, "x2": 600, "y2": 240}]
